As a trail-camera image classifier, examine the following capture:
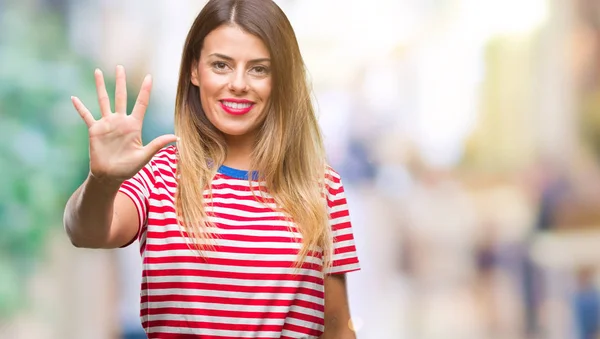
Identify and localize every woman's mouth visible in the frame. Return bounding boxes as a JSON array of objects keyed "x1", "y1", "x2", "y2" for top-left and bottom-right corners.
[{"x1": 219, "y1": 100, "x2": 254, "y2": 115}]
